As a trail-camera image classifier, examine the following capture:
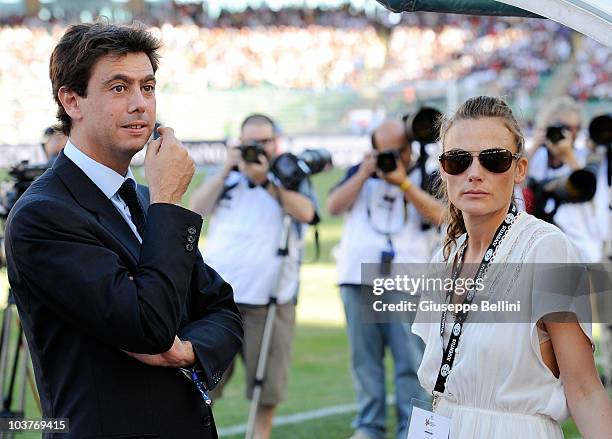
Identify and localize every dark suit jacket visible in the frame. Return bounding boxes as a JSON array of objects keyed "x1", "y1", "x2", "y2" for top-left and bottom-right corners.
[{"x1": 5, "y1": 152, "x2": 243, "y2": 438}]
